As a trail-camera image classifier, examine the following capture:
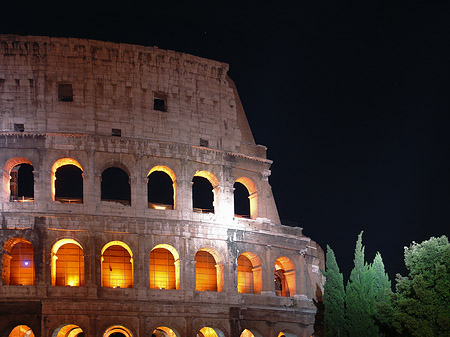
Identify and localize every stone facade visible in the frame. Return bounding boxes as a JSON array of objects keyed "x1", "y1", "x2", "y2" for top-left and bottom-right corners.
[{"x1": 0, "y1": 35, "x2": 324, "y2": 337}]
